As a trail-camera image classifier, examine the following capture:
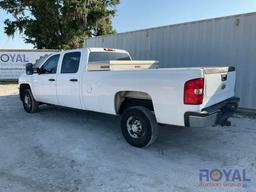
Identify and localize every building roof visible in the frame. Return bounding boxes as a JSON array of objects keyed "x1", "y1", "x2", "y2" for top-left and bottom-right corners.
[{"x1": 0, "y1": 49, "x2": 59, "y2": 52}]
